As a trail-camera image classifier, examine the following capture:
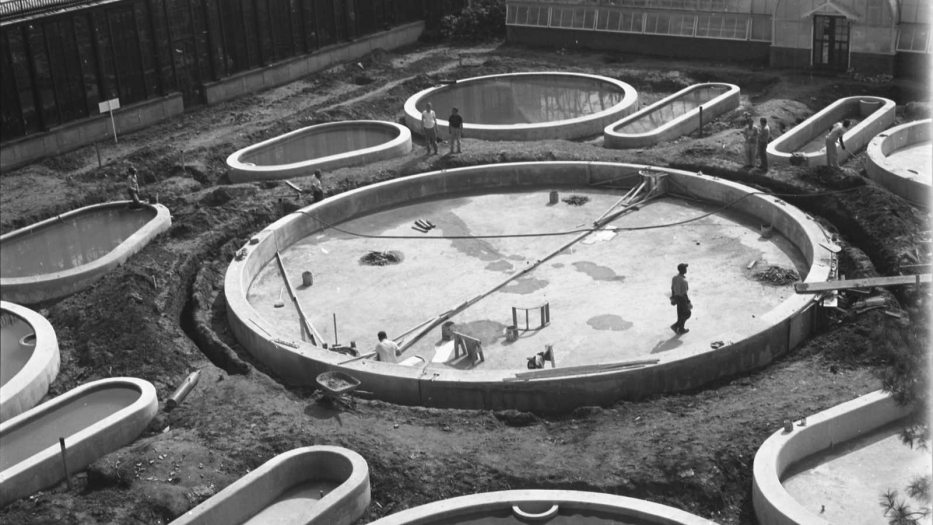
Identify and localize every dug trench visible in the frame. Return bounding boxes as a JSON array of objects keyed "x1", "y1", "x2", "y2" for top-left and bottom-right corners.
[{"x1": 0, "y1": 44, "x2": 927, "y2": 525}]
